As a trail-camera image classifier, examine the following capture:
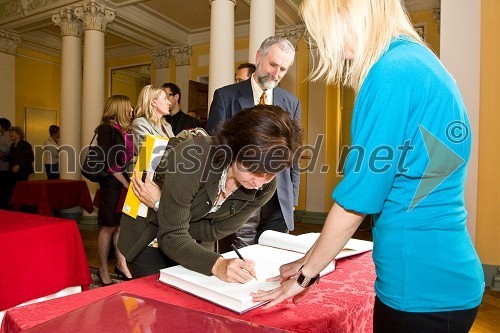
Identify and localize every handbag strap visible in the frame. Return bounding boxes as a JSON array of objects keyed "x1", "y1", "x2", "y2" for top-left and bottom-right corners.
[
  {"x1": 88, "y1": 131, "x2": 98, "y2": 146},
  {"x1": 89, "y1": 125, "x2": 116, "y2": 146}
]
